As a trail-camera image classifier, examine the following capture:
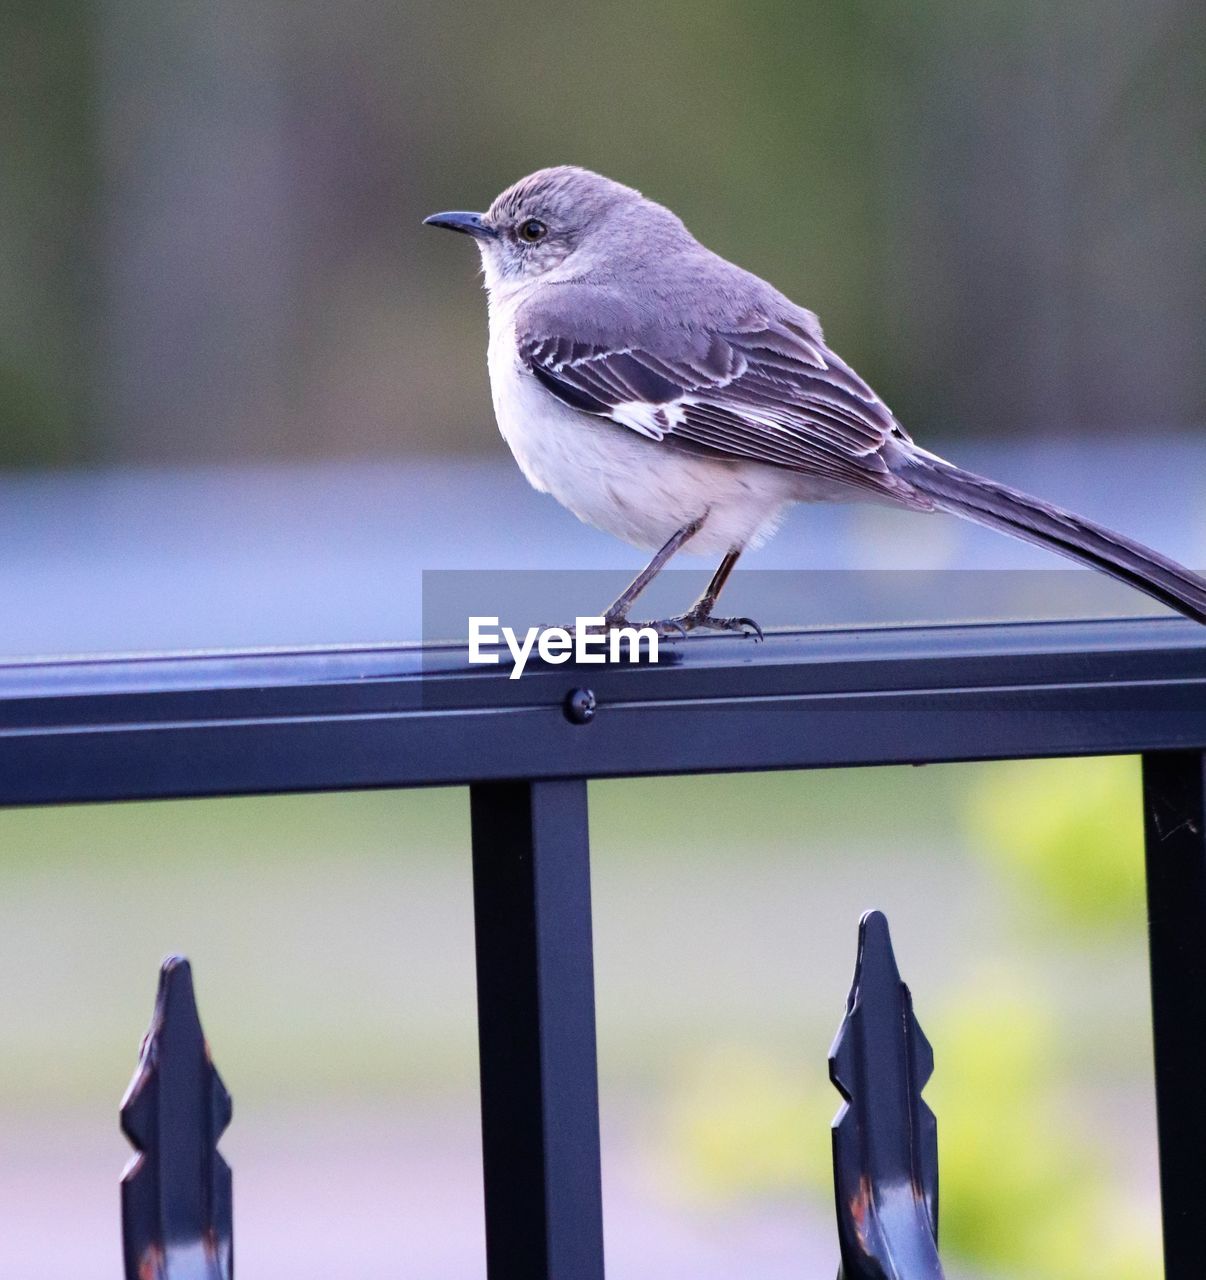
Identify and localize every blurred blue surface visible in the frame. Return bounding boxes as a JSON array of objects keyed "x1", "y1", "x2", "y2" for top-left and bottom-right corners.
[{"x1": 1, "y1": 433, "x2": 1203, "y2": 657}]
